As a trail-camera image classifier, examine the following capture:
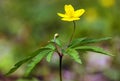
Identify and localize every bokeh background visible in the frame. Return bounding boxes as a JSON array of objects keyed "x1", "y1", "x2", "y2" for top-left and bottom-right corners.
[{"x1": 0, "y1": 0, "x2": 120, "y2": 81}]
